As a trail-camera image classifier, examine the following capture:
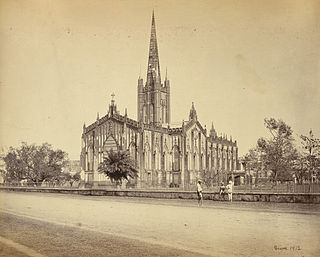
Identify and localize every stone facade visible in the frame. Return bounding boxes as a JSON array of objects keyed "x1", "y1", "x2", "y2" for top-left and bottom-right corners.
[{"x1": 80, "y1": 12, "x2": 239, "y2": 188}]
